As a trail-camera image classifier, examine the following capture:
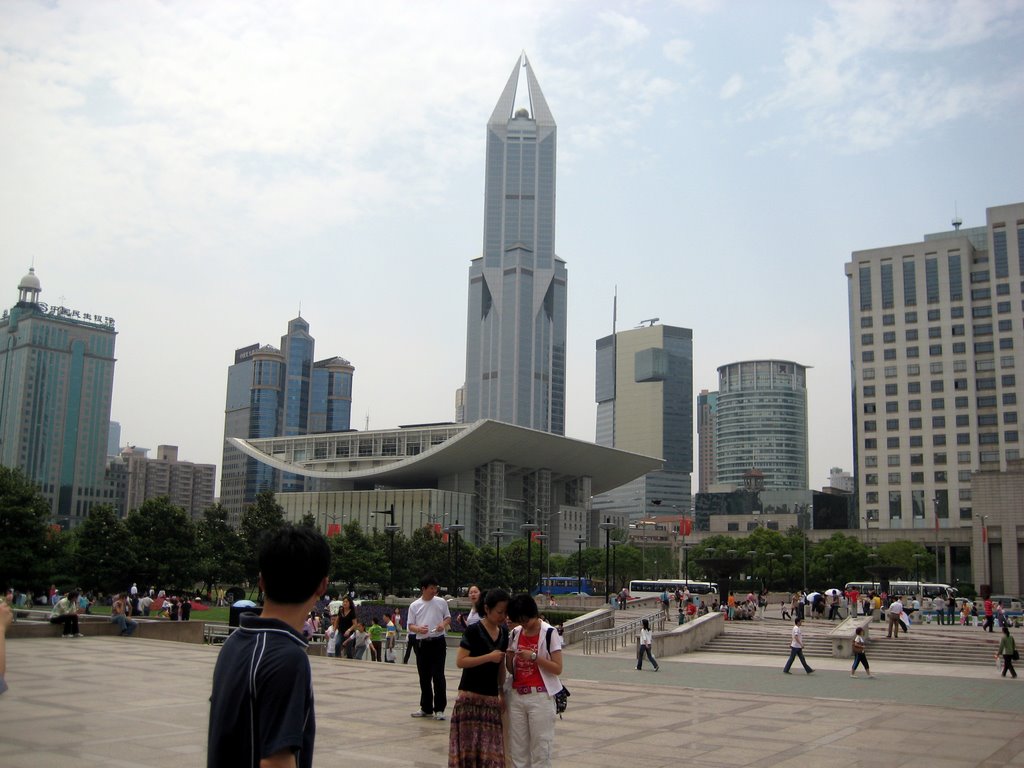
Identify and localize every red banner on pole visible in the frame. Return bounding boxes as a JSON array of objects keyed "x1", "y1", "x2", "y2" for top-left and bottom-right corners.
[
  {"x1": 680, "y1": 517, "x2": 692, "y2": 536},
  {"x1": 327, "y1": 523, "x2": 341, "y2": 537}
]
